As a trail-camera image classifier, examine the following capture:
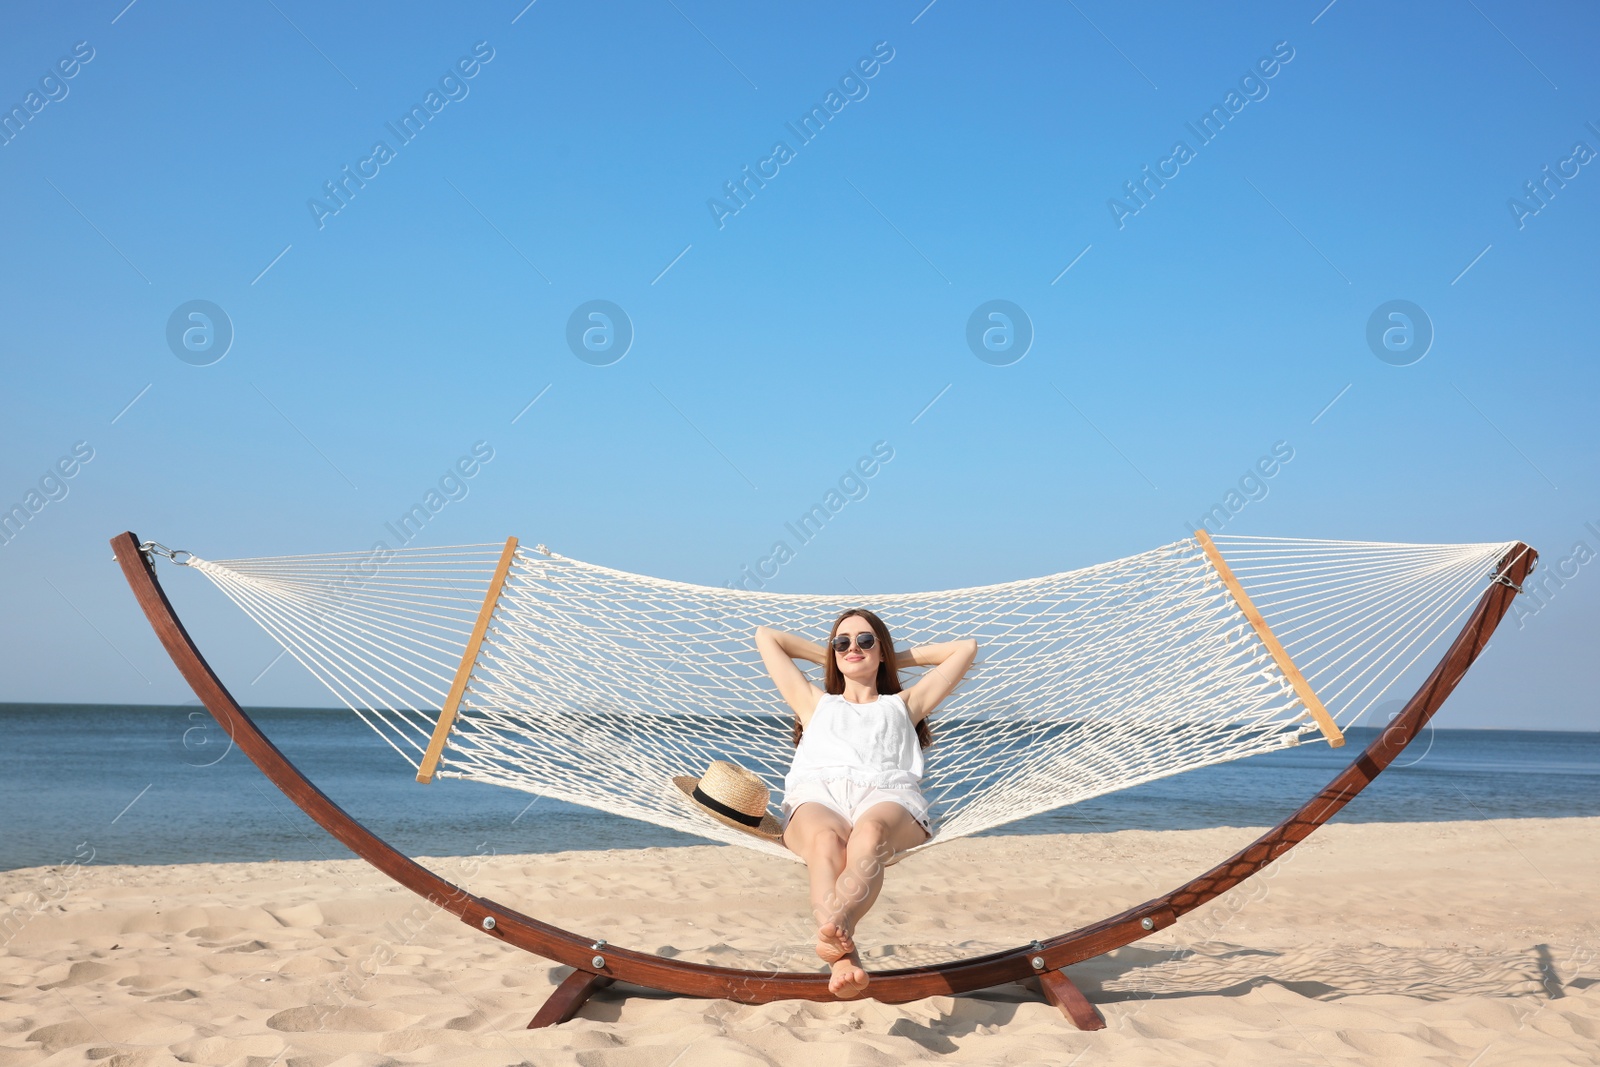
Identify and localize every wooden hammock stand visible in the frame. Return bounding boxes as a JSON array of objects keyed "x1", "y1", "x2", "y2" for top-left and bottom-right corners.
[{"x1": 111, "y1": 530, "x2": 1536, "y2": 1032}]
